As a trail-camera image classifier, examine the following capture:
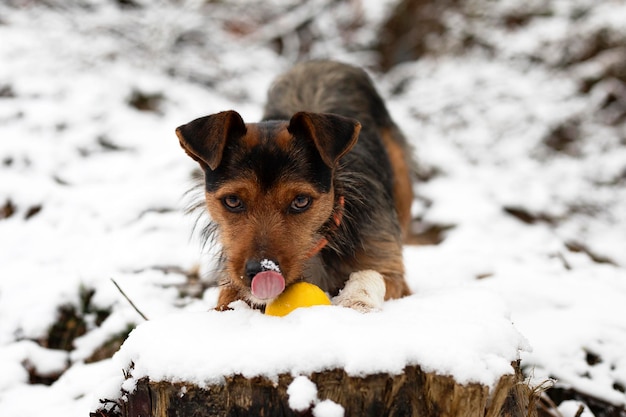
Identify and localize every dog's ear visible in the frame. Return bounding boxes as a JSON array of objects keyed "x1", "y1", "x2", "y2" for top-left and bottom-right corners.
[
  {"x1": 288, "y1": 112, "x2": 361, "y2": 167},
  {"x1": 175, "y1": 110, "x2": 247, "y2": 170}
]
